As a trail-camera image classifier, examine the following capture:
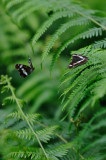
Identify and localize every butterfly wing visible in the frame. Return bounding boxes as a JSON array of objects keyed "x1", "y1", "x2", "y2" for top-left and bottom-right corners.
[
  {"x1": 68, "y1": 54, "x2": 88, "y2": 69},
  {"x1": 15, "y1": 64, "x2": 33, "y2": 78}
]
